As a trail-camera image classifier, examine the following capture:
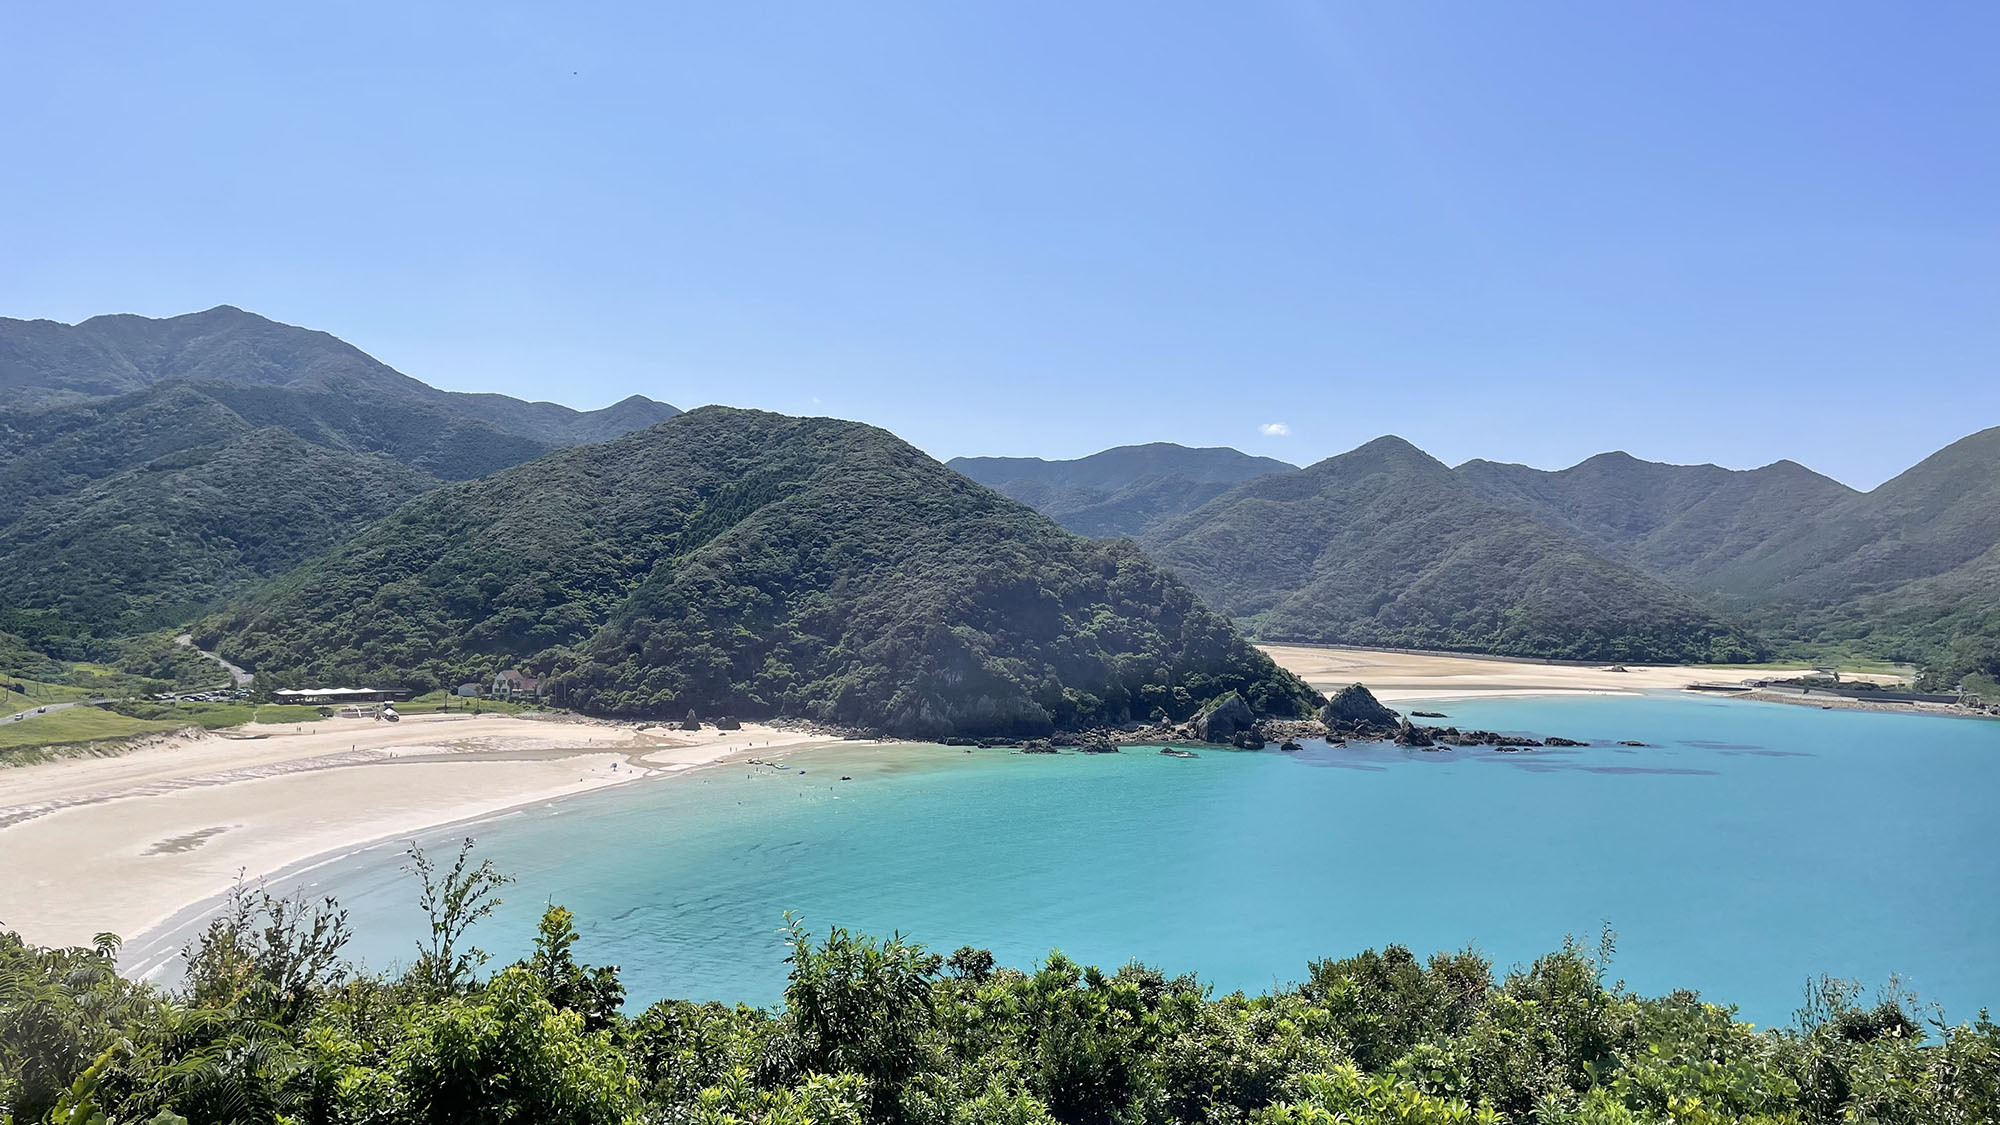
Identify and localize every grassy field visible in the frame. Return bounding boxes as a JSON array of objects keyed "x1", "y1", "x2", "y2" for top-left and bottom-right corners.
[
  {"x1": 0, "y1": 705, "x2": 188, "y2": 758},
  {"x1": 0, "y1": 700, "x2": 347, "y2": 762},
  {"x1": 0, "y1": 677, "x2": 95, "y2": 713},
  {"x1": 1703, "y1": 653, "x2": 1917, "y2": 680}
]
